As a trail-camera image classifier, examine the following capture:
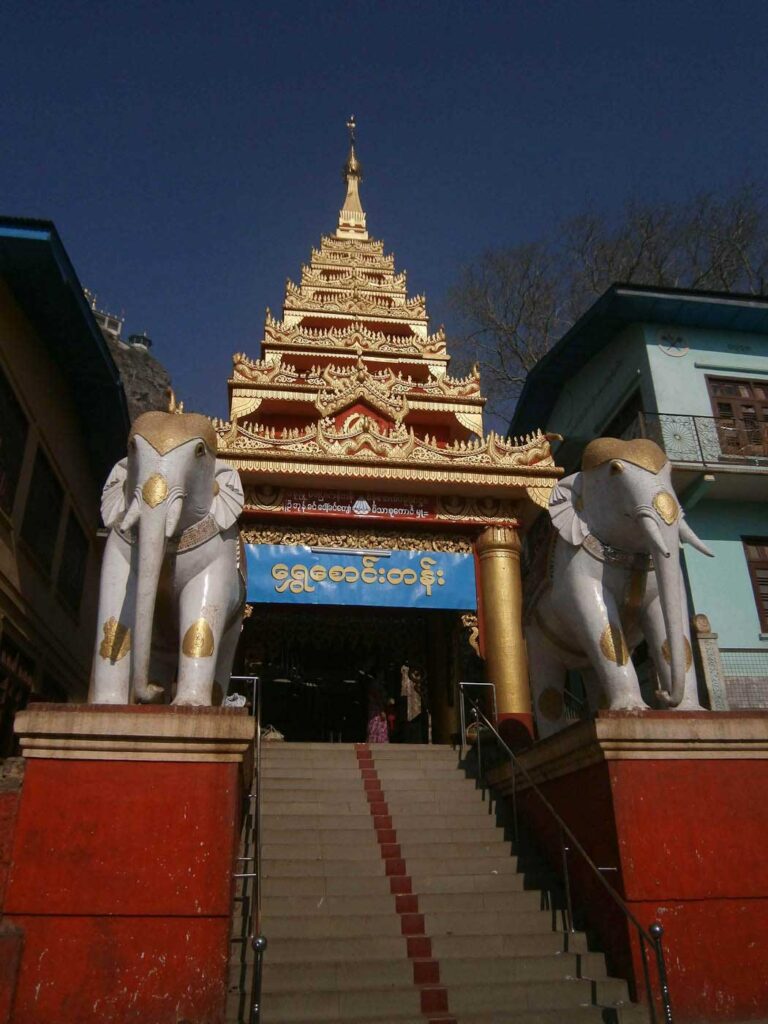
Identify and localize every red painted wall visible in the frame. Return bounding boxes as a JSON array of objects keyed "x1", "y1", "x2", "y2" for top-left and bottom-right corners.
[
  {"x1": 513, "y1": 747, "x2": 768, "y2": 1022},
  {"x1": 5, "y1": 758, "x2": 243, "y2": 1024}
]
